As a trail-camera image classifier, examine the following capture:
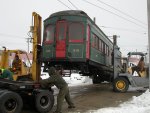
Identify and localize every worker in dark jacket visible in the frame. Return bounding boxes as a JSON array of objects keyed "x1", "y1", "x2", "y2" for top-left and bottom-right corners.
[
  {"x1": 12, "y1": 54, "x2": 21, "y2": 71},
  {"x1": 40, "y1": 67, "x2": 75, "y2": 113},
  {"x1": 0, "y1": 69, "x2": 13, "y2": 80},
  {"x1": 132, "y1": 56, "x2": 145, "y2": 77}
]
